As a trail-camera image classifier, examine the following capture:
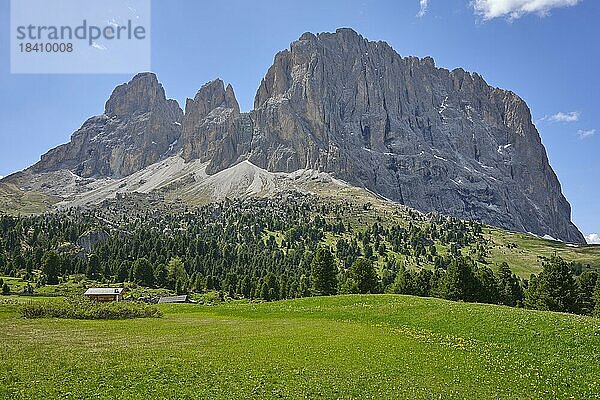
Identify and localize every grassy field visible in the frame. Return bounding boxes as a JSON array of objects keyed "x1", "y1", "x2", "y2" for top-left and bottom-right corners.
[
  {"x1": 0, "y1": 182, "x2": 58, "y2": 216},
  {"x1": 1, "y1": 295, "x2": 599, "y2": 399},
  {"x1": 318, "y1": 188, "x2": 600, "y2": 278},
  {"x1": 484, "y1": 227, "x2": 600, "y2": 276}
]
